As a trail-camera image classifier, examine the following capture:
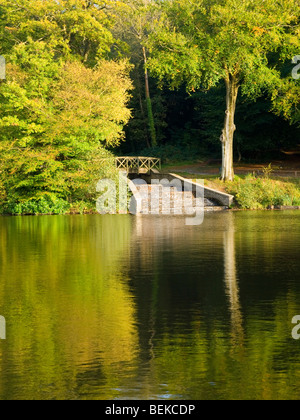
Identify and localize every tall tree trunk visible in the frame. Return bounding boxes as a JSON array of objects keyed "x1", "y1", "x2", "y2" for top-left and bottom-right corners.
[
  {"x1": 83, "y1": 39, "x2": 91, "y2": 63},
  {"x1": 135, "y1": 67, "x2": 151, "y2": 148},
  {"x1": 139, "y1": 93, "x2": 151, "y2": 149},
  {"x1": 142, "y1": 46, "x2": 157, "y2": 148},
  {"x1": 220, "y1": 74, "x2": 239, "y2": 182}
]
